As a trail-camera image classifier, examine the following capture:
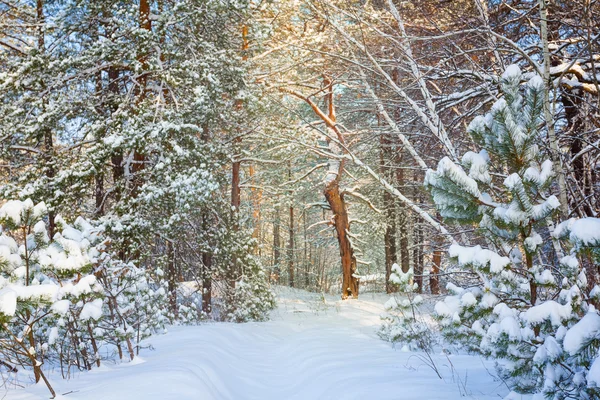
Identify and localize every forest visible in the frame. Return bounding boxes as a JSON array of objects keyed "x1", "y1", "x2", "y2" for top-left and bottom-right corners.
[{"x1": 0, "y1": 0, "x2": 599, "y2": 399}]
